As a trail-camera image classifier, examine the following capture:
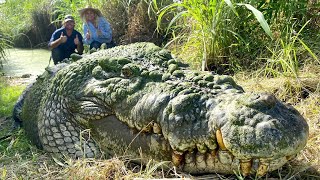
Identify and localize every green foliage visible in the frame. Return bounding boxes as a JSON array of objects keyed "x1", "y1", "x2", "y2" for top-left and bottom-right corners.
[
  {"x1": 0, "y1": 0, "x2": 43, "y2": 35},
  {"x1": 230, "y1": 0, "x2": 317, "y2": 74},
  {"x1": 151, "y1": 0, "x2": 319, "y2": 77},
  {"x1": 0, "y1": 0, "x2": 319, "y2": 78},
  {"x1": 51, "y1": 0, "x2": 91, "y2": 31},
  {"x1": 0, "y1": 79, "x2": 25, "y2": 117},
  {"x1": 0, "y1": 129, "x2": 32, "y2": 157},
  {"x1": 262, "y1": 21, "x2": 318, "y2": 78},
  {"x1": 0, "y1": 32, "x2": 12, "y2": 67},
  {"x1": 0, "y1": 0, "x2": 54, "y2": 47},
  {"x1": 154, "y1": 0, "x2": 272, "y2": 72}
]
